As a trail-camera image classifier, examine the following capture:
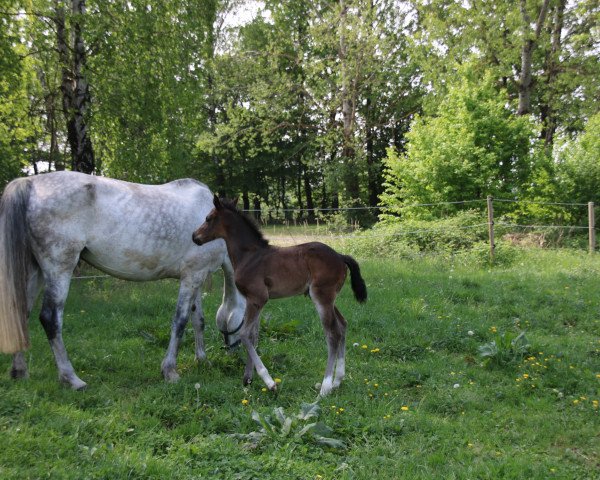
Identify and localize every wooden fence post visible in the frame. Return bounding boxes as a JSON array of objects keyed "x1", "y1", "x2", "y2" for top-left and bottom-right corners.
[
  {"x1": 487, "y1": 196, "x2": 495, "y2": 263},
  {"x1": 589, "y1": 202, "x2": 595, "y2": 254}
]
